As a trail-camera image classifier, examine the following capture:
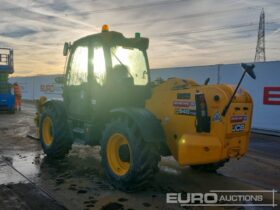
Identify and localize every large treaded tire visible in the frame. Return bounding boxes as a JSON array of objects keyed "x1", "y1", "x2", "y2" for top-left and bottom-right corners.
[
  {"x1": 190, "y1": 160, "x2": 228, "y2": 172},
  {"x1": 39, "y1": 103, "x2": 73, "y2": 159},
  {"x1": 101, "y1": 117, "x2": 160, "y2": 192}
]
